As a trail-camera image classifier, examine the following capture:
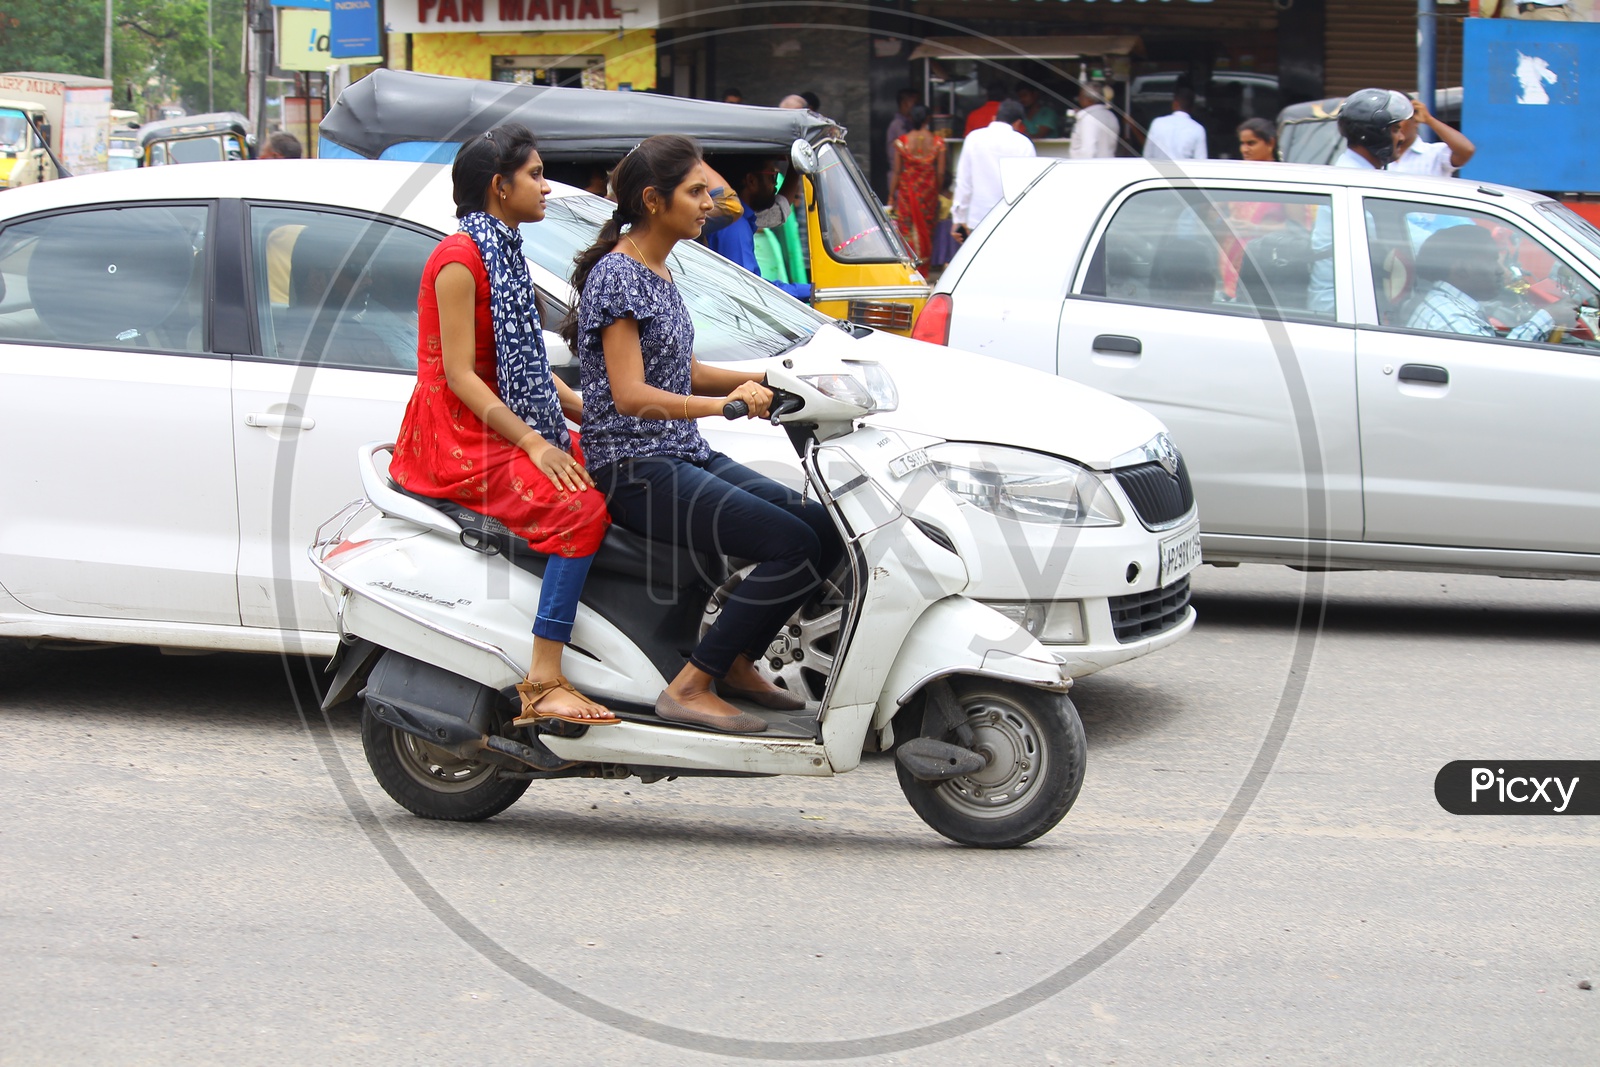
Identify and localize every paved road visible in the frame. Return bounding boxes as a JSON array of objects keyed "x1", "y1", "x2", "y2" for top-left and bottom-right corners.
[{"x1": 3, "y1": 566, "x2": 1596, "y2": 1065}]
